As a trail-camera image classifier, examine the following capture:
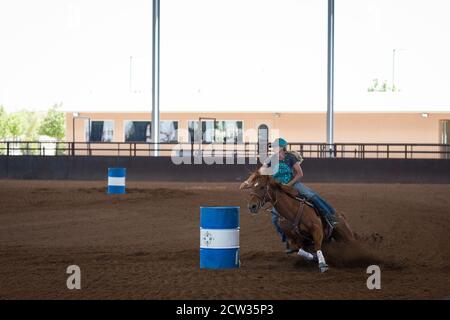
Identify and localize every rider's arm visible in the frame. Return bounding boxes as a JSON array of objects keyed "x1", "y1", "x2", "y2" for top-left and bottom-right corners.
[{"x1": 286, "y1": 162, "x2": 303, "y2": 187}]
